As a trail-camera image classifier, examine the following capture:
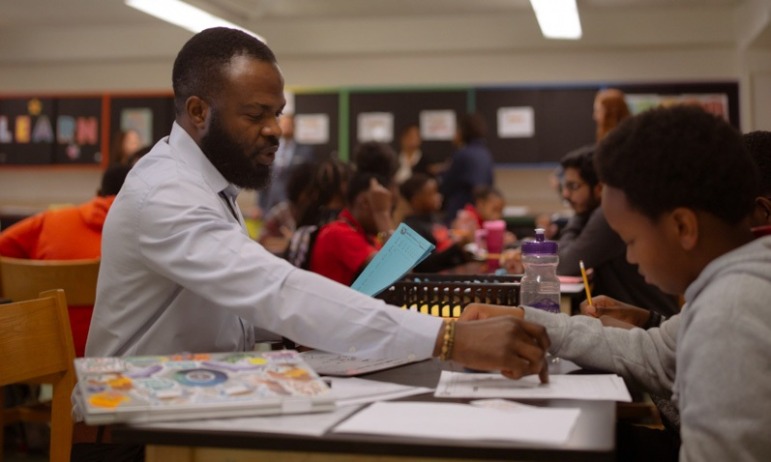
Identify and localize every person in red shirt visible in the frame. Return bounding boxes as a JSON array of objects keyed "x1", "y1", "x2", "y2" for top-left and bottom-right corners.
[
  {"x1": 309, "y1": 170, "x2": 395, "y2": 285},
  {"x1": 0, "y1": 164, "x2": 131, "y2": 355}
]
